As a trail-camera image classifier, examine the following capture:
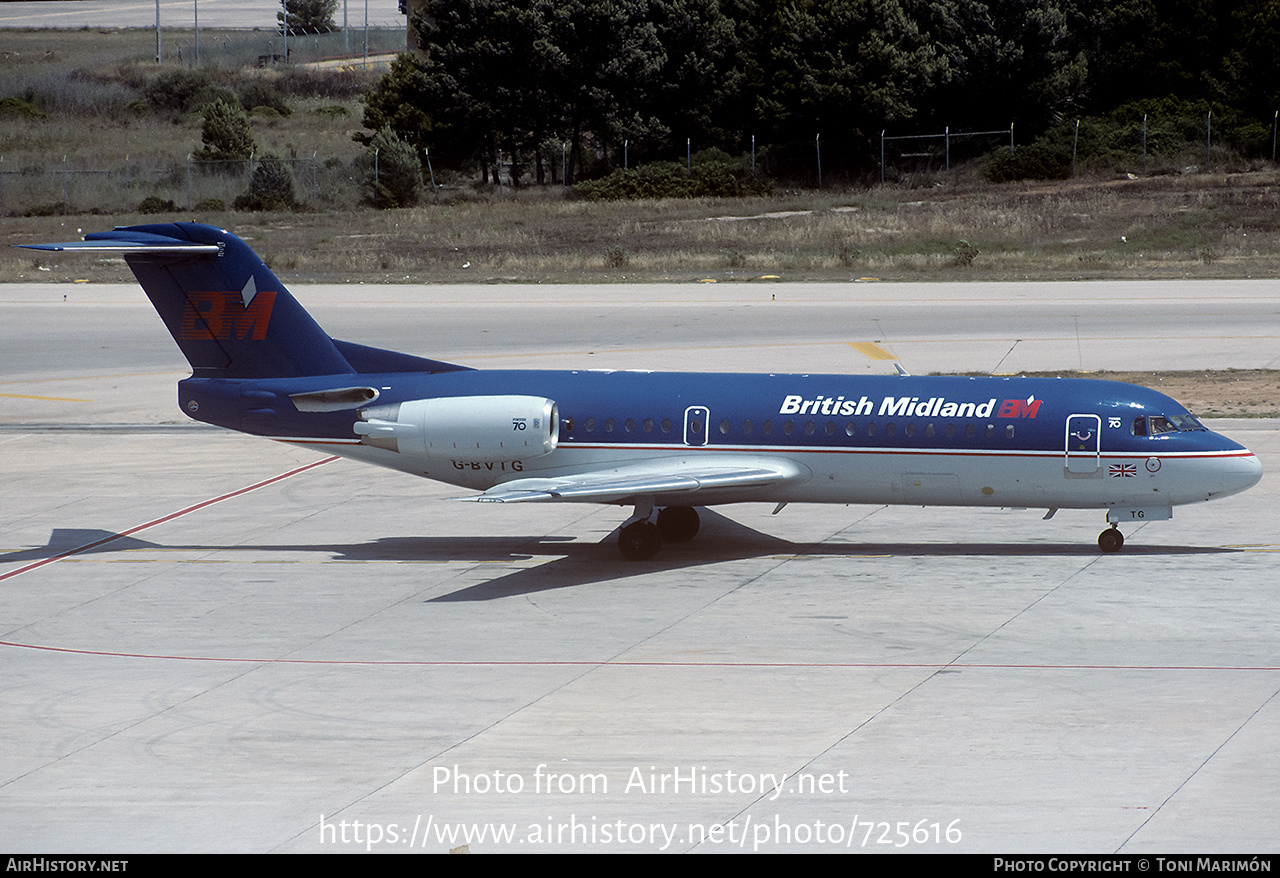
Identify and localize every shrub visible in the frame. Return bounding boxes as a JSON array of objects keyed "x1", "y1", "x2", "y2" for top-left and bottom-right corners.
[
  {"x1": 0, "y1": 97, "x2": 46, "y2": 120},
  {"x1": 137, "y1": 196, "x2": 177, "y2": 214},
  {"x1": 234, "y1": 156, "x2": 297, "y2": 211},
  {"x1": 984, "y1": 144, "x2": 1071, "y2": 183},
  {"x1": 363, "y1": 127, "x2": 422, "y2": 208},
  {"x1": 193, "y1": 198, "x2": 226, "y2": 212},
  {"x1": 143, "y1": 68, "x2": 235, "y2": 116},
  {"x1": 198, "y1": 100, "x2": 256, "y2": 162},
  {"x1": 238, "y1": 80, "x2": 291, "y2": 117},
  {"x1": 574, "y1": 150, "x2": 771, "y2": 201}
]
